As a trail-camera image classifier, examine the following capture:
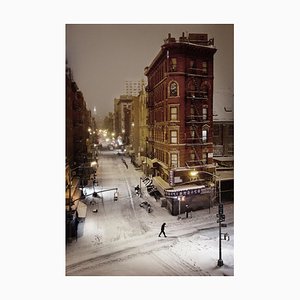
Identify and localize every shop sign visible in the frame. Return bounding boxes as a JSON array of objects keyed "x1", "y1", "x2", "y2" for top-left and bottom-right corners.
[{"x1": 165, "y1": 188, "x2": 203, "y2": 197}]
